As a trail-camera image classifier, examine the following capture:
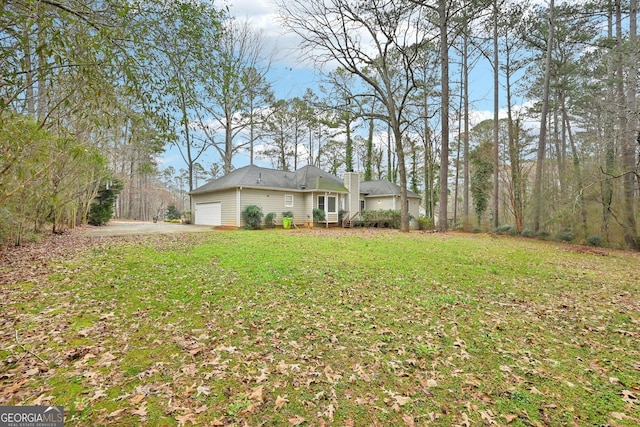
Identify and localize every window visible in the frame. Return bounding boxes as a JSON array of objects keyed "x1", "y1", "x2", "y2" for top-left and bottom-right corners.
[
  {"x1": 318, "y1": 195, "x2": 336, "y2": 214},
  {"x1": 285, "y1": 194, "x2": 294, "y2": 207},
  {"x1": 327, "y1": 196, "x2": 336, "y2": 213}
]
